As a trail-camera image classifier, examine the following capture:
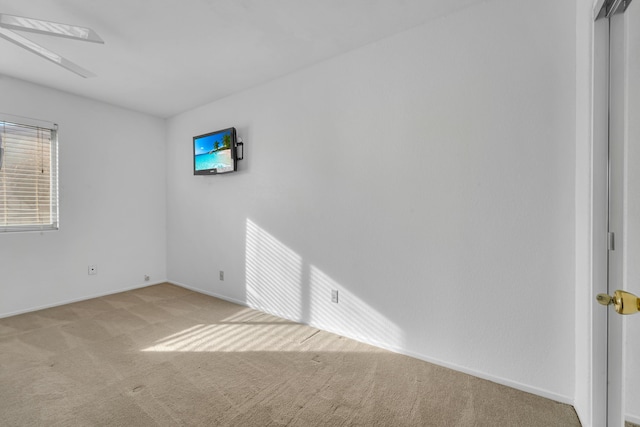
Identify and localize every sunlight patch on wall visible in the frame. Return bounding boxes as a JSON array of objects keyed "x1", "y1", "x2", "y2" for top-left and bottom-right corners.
[
  {"x1": 243, "y1": 218, "x2": 404, "y2": 350},
  {"x1": 309, "y1": 266, "x2": 403, "y2": 348},
  {"x1": 245, "y1": 219, "x2": 303, "y2": 320}
]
